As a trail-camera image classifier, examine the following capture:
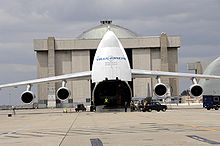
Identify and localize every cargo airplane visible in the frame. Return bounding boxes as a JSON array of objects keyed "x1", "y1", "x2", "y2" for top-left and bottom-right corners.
[{"x1": 1, "y1": 30, "x2": 220, "y2": 109}]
